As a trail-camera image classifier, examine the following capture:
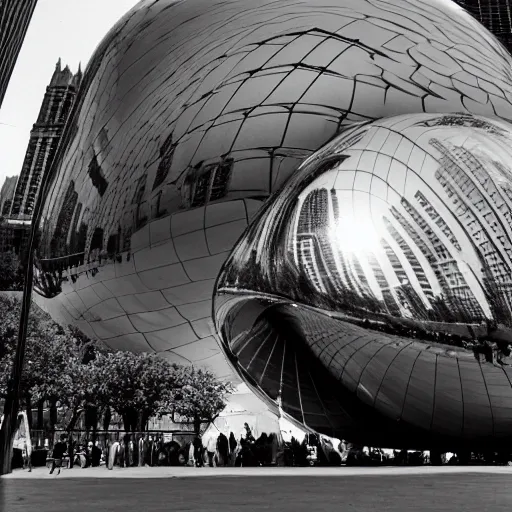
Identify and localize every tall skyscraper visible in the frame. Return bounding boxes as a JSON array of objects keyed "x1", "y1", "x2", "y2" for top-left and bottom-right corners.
[
  {"x1": 0, "y1": 176, "x2": 18, "y2": 253},
  {"x1": 0, "y1": 176, "x2": 17, "y2": 217},
  {"x1": 0, "y1": 0, "x2": 38, "y2": 108},
  {"x1": 8, "y1": 59, "x2": 81, "y2": 221},
  {"x1": 456, "y1": 1, "x2": 512, "y2": 51}
]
